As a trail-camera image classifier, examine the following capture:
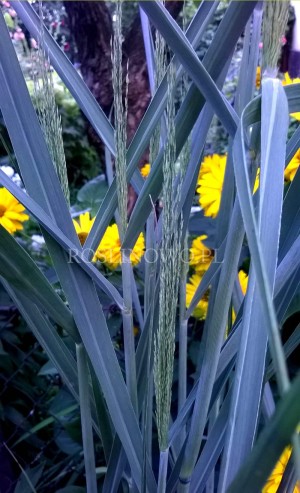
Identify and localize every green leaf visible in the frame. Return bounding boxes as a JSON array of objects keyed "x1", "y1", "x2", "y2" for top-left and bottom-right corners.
[
  {"x1": 13, "y1": 405, "x2": 78, "y2": 447},
  {"x1": 76, "y1": 175, "x2": 108, "y2": 217},
  {"x1": 38, "y1": 360, "x2": 59, "y2": 376},
  {"x1": 14, "y1": 464, "x2": 43, "y2": 493}
]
